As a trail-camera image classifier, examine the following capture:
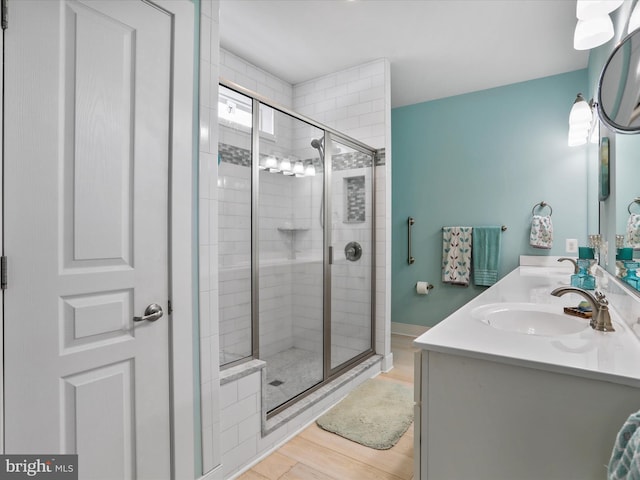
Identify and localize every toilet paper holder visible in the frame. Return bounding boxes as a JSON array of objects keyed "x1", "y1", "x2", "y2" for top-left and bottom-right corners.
[{"x1": 416, "y1": 282, "x2": 434, "y2": 292}]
